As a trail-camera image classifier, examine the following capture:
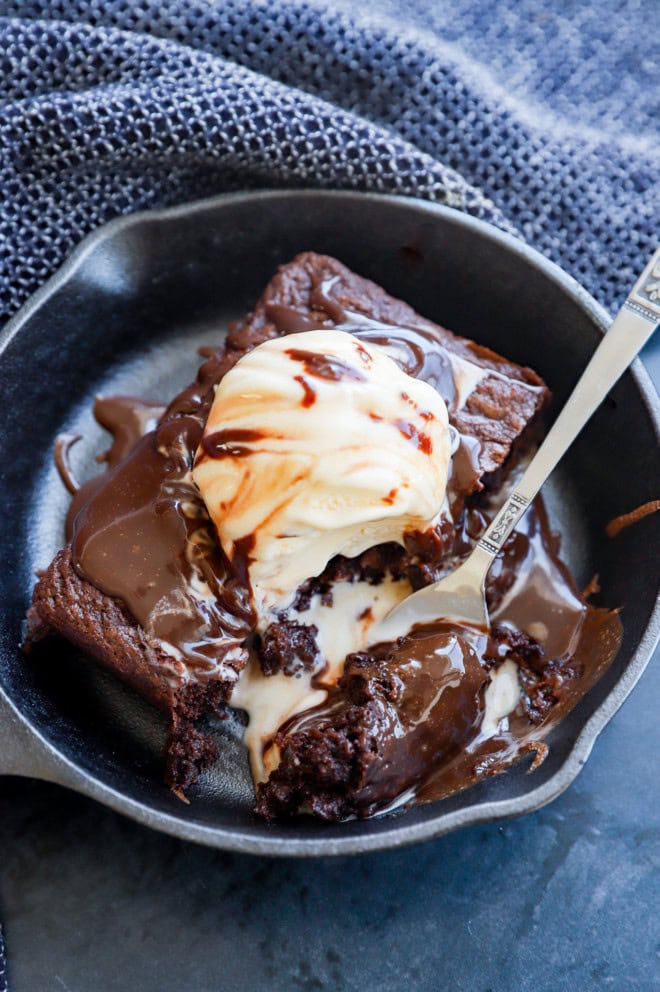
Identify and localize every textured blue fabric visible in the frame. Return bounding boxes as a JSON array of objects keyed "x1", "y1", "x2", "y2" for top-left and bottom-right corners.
[{"x1": 0, "y1": 1, "x2": 658, "y2": 323}]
